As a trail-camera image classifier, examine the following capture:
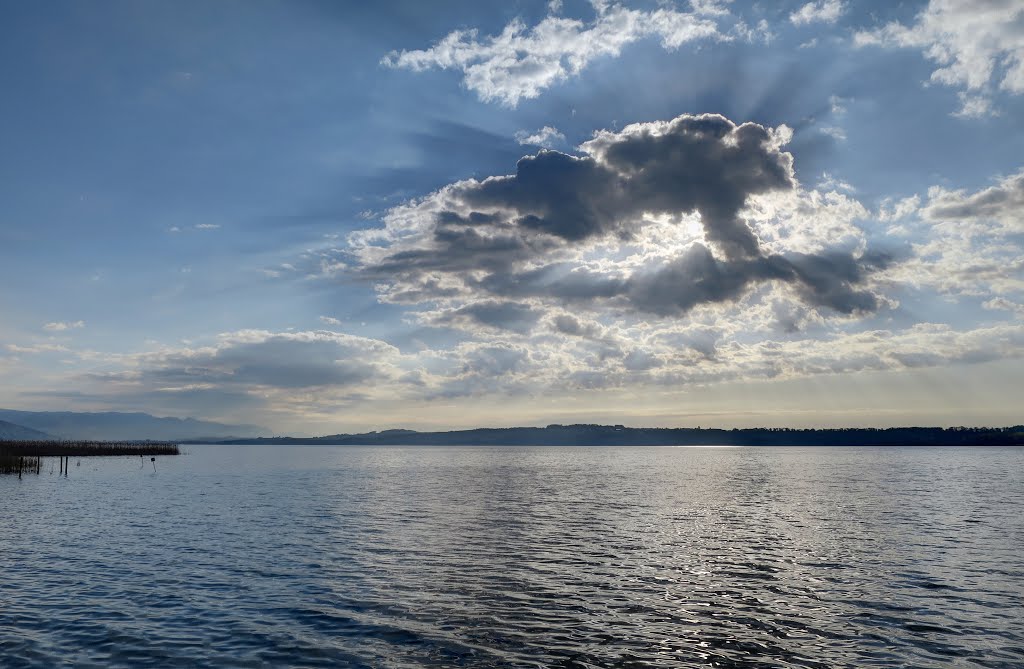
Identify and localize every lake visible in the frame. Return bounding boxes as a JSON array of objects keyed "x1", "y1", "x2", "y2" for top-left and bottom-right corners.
[{"x1": 2, "y1": 445, "x2": 1023, "y2": 667}]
